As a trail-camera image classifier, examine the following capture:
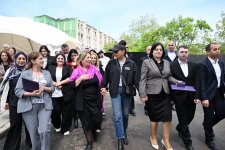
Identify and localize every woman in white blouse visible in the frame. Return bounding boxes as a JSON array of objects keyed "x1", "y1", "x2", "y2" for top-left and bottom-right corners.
[{"x1": 48, "y1": 53, "x2": 75, "y2": 136}]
